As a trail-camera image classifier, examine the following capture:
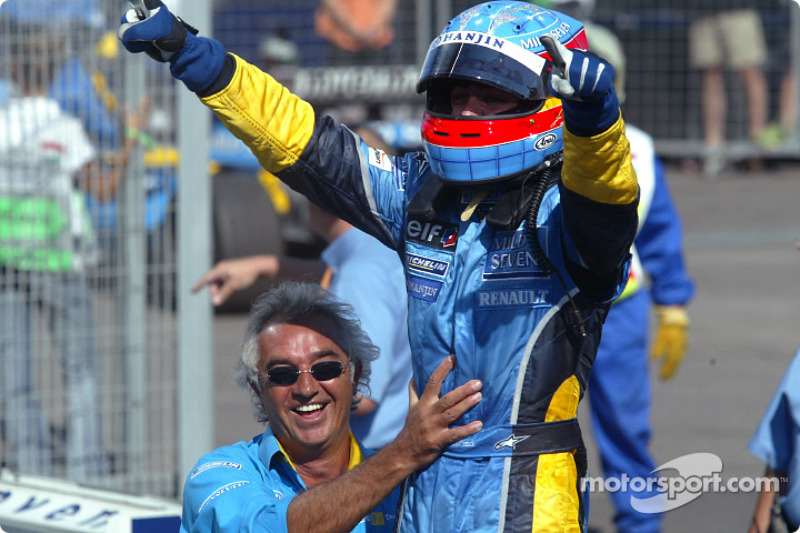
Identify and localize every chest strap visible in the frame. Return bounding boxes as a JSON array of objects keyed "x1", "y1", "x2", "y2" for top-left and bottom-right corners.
[{"x1": 442, "y1": 418, "x2": 582, "y2": 459}]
